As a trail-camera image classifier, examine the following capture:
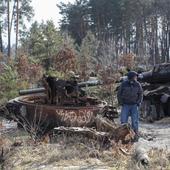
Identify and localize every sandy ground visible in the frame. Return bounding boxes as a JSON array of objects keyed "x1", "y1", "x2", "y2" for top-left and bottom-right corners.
[{"x1": 136, "y1": 118, "x2": 170, "y2": 151}]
